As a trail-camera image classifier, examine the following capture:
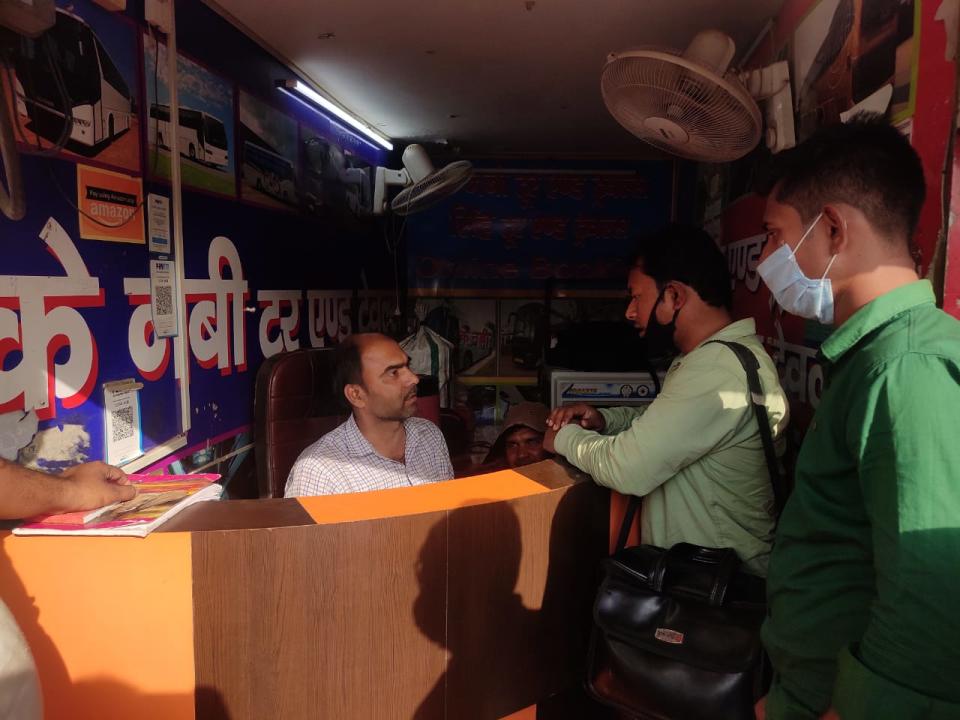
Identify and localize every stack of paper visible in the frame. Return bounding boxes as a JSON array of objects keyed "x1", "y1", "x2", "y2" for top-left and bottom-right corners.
[{"x1": 14, "y1": 474, "x2": 223, "y2": 537}]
